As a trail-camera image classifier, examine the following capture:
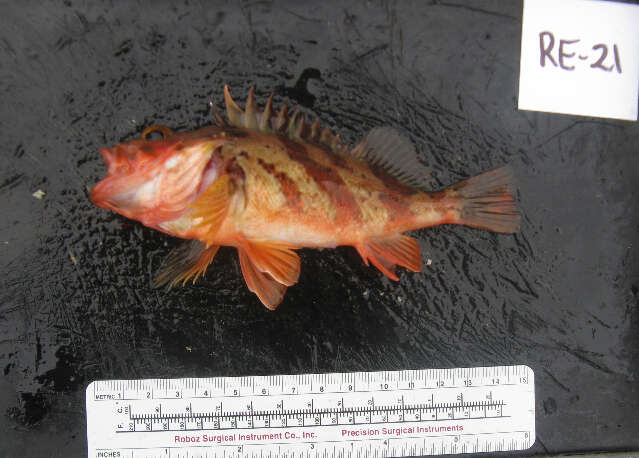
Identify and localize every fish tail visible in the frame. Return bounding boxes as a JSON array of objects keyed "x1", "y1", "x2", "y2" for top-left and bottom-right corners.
[{"x1": 449, "y1": 167, "x2": 520, "y2": 233}]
